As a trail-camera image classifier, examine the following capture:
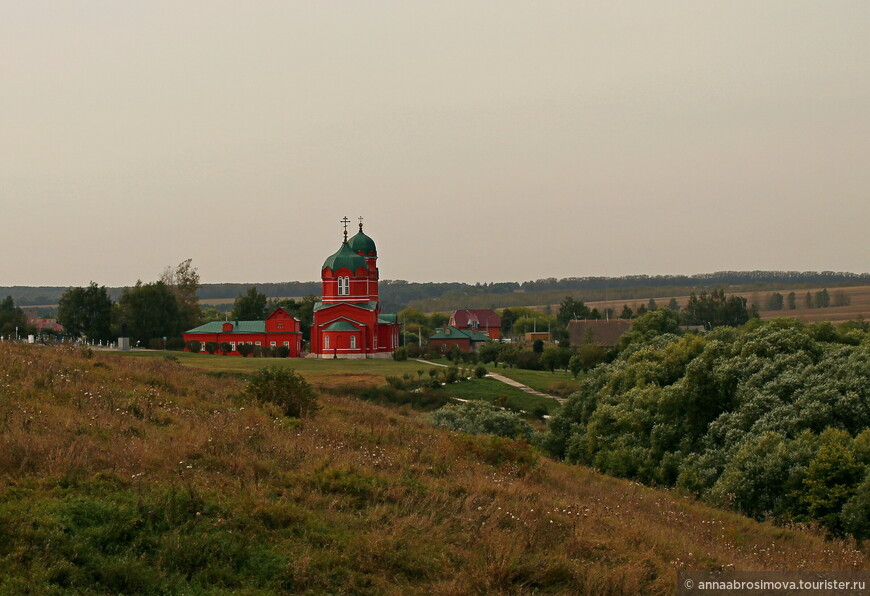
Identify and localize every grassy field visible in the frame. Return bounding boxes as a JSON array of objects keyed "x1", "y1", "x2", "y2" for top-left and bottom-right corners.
[
  {"x1": 439, "y1": 378, "x2": 560, "y2": 415},
  {"x1": 118, "y1": 350, "x2": 429, "y2": 390},
  {"x1": 423, "y1": 358, "x2": 579, "y2": 397},
  {"x1": 121, "y1": 351, "x2": 564, "y2": 412},
  {"x1": 2, "y1": 343, "x2": 867, "y2": 594}
]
